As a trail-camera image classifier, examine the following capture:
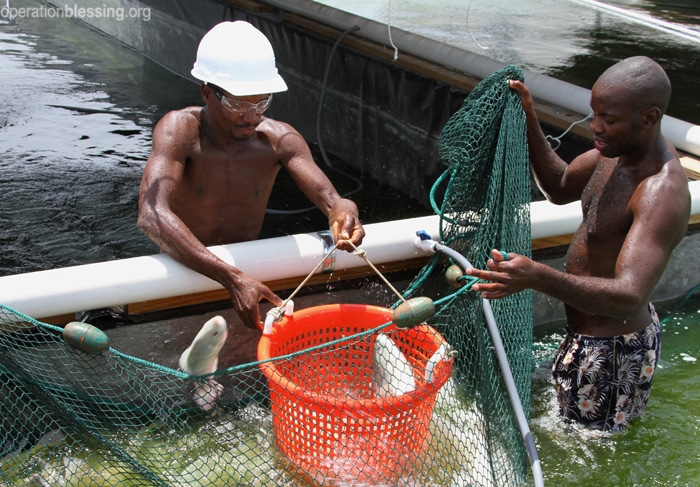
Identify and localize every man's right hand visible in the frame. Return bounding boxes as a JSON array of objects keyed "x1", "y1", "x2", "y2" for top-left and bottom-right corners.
[
  {"x1": 508, "y1": 79, "x2": 535, "y2": 113},
  {"x1": 227, "y1": 272, "x2": 284, "y2": 329}
]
